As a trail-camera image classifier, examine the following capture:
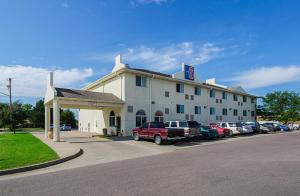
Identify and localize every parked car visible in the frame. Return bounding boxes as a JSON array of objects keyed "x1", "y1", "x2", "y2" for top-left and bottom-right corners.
[
  {"x1": 259, "y1": 123, "x2": 275, "y2": 133},
  {"x1": 275, "y1": 123, "x2": 290, "y2": 132},
  {"x1": 60, "y1": 124, "x2": 72, "y2": 131},
  {"x1": 209, "y1": 123, "x2": 230, "y2": 137},
  {"x1": 240, "y1": 122, "x2": 254, "y2": 134},
  {"x1": 263, "y1": 123, "x2": 282, "y2": 132},
  {"x1": 244, "y1": 121, "x2": 260, "y2": 133},
  {"x1": 200, "y1": 126, "x2": 218, "y2": 139},
  {"x1": 132, "y1": 122, "x2": 185, "y2": 145},
  {"x1": 218, "y1": 122, "x2": 242, "y2": 135},
  {"x1": 165, "y1": 120, "x2": 200, "y2": 138},
  {"x1": 288, "y1": 123, "x2": 300, "y2": 130}
]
